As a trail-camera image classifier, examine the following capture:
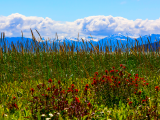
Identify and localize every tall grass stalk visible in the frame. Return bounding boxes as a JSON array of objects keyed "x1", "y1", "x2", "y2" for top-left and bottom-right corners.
[{"x1": 0, "y1": 29, "x2": 160, "y2": 119}]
